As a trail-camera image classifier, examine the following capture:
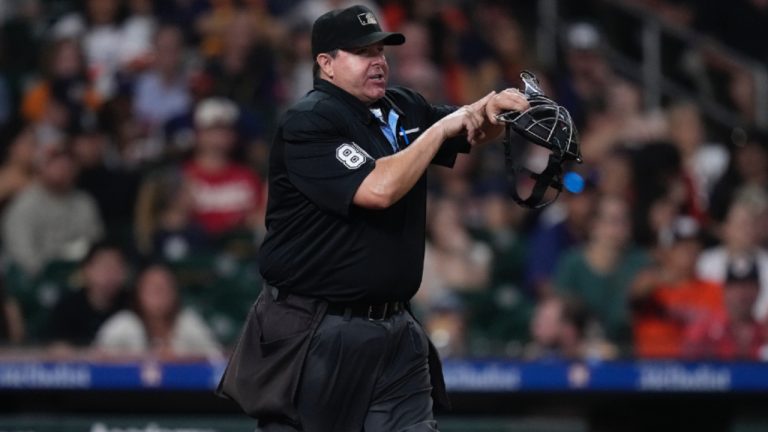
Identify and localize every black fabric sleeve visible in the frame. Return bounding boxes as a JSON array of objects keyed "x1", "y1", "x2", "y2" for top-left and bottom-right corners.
[
  {"x1": 283, "y1": 111, "x2": 375, "y2": 217},
  {"x1": 388, "y1": 87, "x2": 471, "y2": 168},
  {"x1": 419, "y1": 95, "x2": 471, "y2": 168}
]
